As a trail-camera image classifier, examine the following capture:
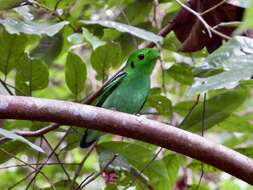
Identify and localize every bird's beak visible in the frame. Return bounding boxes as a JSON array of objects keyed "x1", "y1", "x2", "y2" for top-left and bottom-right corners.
[{"x1": 152, "y1": 51, "x2": 160, "y2": 60}]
